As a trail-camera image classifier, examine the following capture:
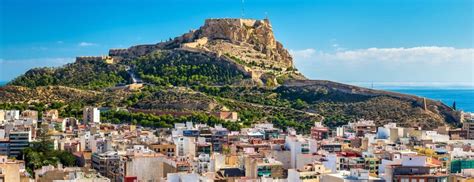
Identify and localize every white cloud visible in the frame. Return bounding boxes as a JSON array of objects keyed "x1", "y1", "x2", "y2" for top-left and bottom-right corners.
[
  {"x1": 78, "y1": 42, "x2": 97, "y2": 47},
  {"x1": 316, "y1": 47, "x2": 473, "y2": 62},
  {"x1": 289, "y1": 48, "x2": 316, "y2": 59},
  {"x1": 290, "y1": 46, "x2": 474, "y2": 84}
]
